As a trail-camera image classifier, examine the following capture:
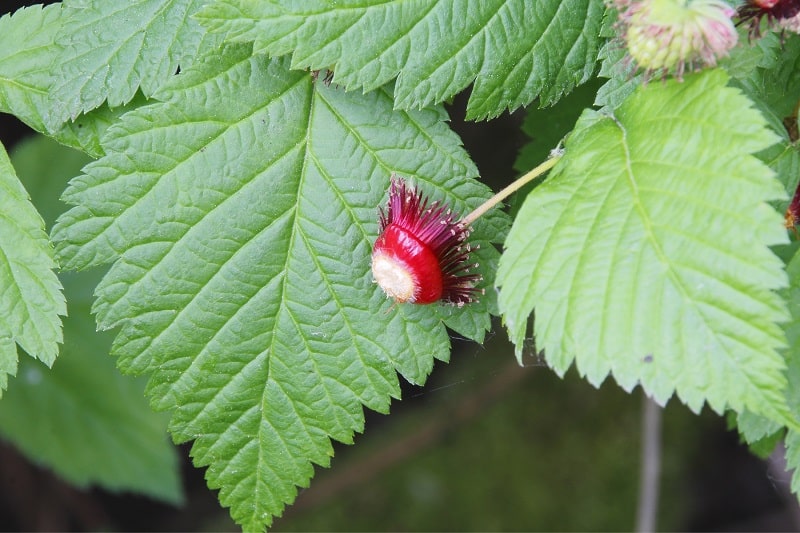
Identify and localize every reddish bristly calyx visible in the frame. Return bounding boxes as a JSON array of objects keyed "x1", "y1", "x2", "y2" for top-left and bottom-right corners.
[{"x1": 371, "y1": 176, "x2": 481, "y2": 306}]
